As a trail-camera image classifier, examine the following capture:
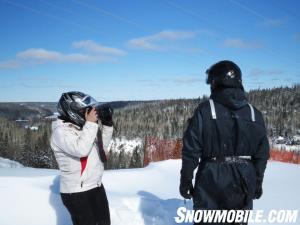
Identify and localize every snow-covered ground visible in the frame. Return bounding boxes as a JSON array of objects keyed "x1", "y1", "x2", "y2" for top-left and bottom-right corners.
[
  {"x1": 0, "y1": 157, "x2": 24, "y2": 168},
  {"x1": 0, "y1": 160, "x2": 299, "y2": 225}
]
